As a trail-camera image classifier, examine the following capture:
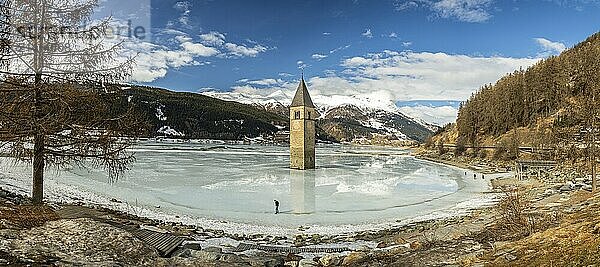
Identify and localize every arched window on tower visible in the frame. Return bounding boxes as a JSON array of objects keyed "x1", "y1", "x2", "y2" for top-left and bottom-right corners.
[
  {"x1": 294, "y1": 111, "x2": 300, "y2": 119},
  {"x1": 308, "y1": 111, "x2": 311, "y2": 119}
]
